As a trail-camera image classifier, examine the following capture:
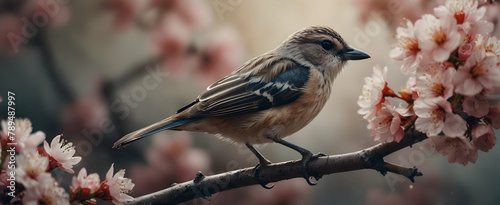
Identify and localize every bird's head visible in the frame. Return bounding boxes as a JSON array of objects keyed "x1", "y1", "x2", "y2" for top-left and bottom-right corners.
[{"x1": 277, "y1": 25, "x2": 370, "y2": 75}]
